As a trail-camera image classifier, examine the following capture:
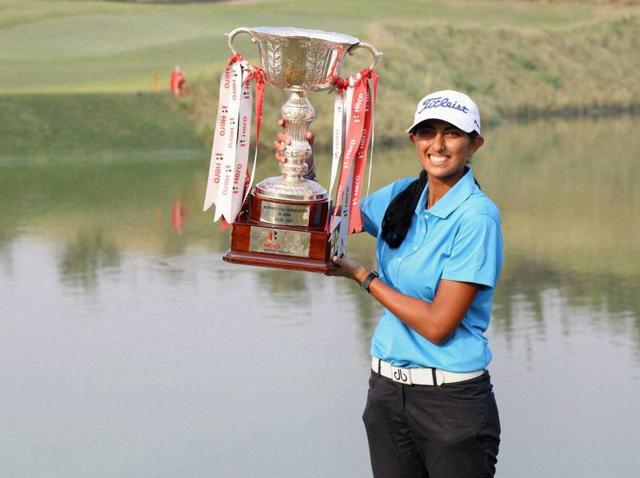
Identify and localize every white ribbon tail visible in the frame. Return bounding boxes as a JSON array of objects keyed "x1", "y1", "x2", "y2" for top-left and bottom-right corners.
[
  {"x1": 329, "y1": 91, "x2": 344, "y2": 198},
  {"x1": 335, "y1": 167, "x2": 353, "y2": 257},
  {"x1": 364, "y1": 77, "x2": 375, "y2": 220},
  {"x1": 203, "y1": 67, "x2": 230, "y2": 212},
  {"x1": 226, "y1": 67, "x2": 253, "y2": 222},
  {"x1": 214, "y1": 61, "x2": 243, "y2": 222}
]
